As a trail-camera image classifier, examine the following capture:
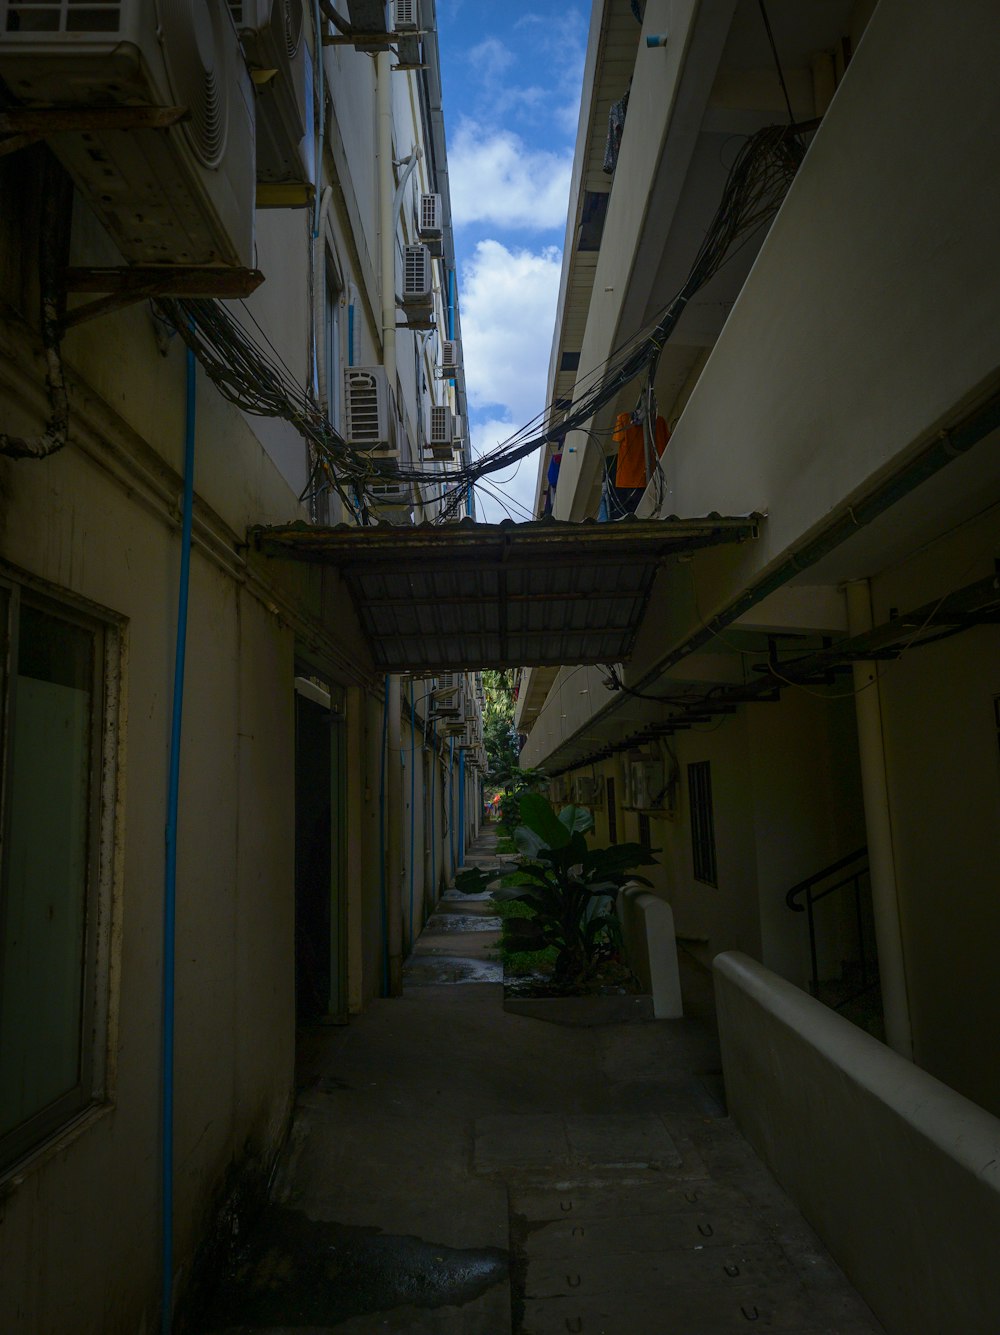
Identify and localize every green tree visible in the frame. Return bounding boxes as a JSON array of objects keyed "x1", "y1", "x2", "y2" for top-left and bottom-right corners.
[{"x1": 481, "y1": 669, "x2": 519, "y2": 786}]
